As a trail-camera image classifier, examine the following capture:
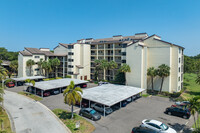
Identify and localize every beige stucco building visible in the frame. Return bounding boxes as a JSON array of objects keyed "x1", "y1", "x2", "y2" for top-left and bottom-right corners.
[
  {"x1": 18, "y1": 33, "x2": 184, "y2": 92},
  {"x1": 126, "y1": 34, "x2": 184, "y2": 92}
]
